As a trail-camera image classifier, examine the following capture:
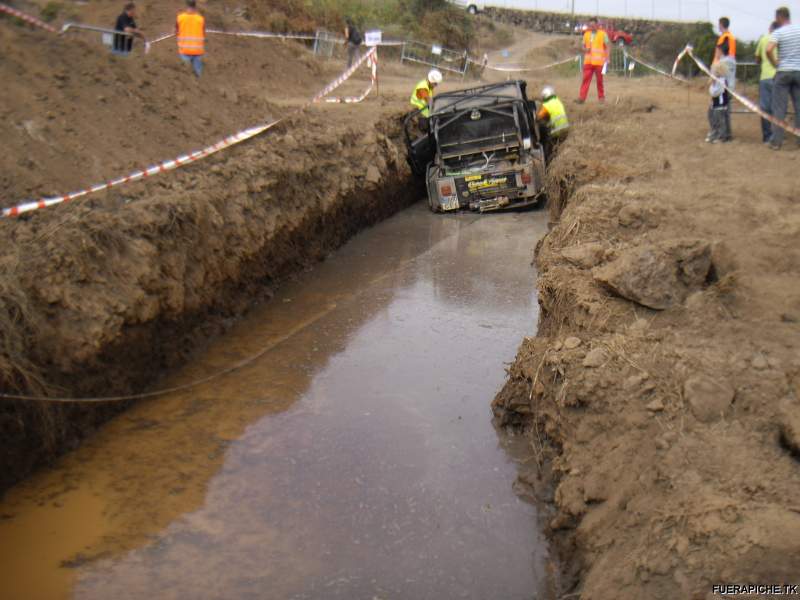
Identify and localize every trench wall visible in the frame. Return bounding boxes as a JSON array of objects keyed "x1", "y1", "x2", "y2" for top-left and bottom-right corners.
[{"x1": 0, "y1": 110, "x2": 417, "y2": 493}]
